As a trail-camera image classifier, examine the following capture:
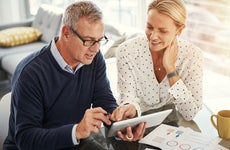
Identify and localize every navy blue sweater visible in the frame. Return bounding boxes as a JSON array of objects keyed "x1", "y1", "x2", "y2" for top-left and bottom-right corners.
[{"x1": 4, "y1": 43, "x2": 118, "y2": 150}]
